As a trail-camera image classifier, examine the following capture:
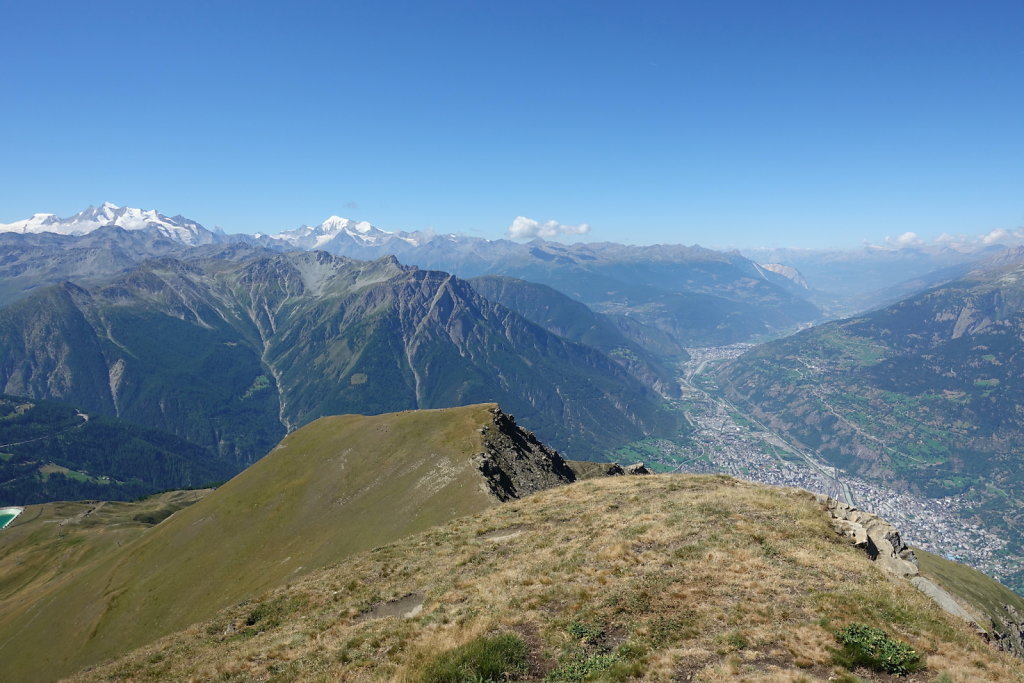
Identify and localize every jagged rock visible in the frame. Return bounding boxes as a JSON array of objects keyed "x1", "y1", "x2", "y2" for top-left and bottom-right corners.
[
  {"x1": 814, "y1": 494, "x2": 919, "y2": 578},
  {"x1": 601, "y1": 462, "x2": 652, "y2": 476},
  {"x1": 991, "y1": 604, "x2": 1024, "y2": 658},
  {"x1": 475, "y1": 407, "x2": 578, "y2": 501}
]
